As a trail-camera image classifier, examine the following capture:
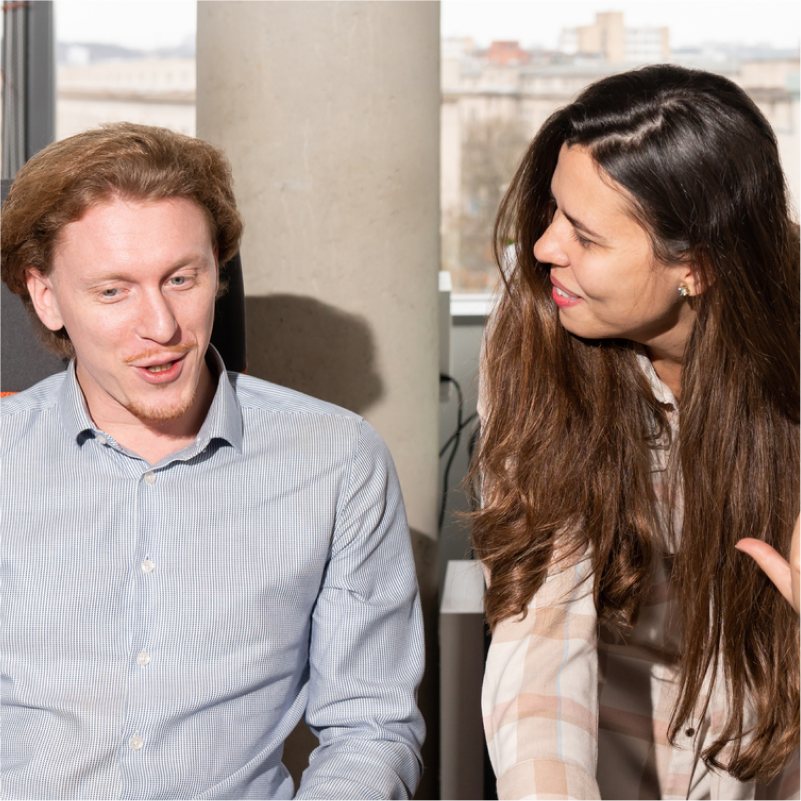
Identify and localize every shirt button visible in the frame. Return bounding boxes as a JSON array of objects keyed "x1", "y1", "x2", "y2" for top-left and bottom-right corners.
[
  {"x1": 141, "y1": 559, "x2": 155, "y2": 574},
  {"x1": 129, "y1": 734, "x2": 144, "y2": 751},
  {"x1": 96, "y1": 436, "x2": 107, "y2": 445},
  {"x1": 144, "y1": 471, "x2": 156, "y2": 485},
  {"x1": 136, "y1": 651, "x2": 151, "y2": 667},
  {"x1": 685, "y1": 727, "x2": 696, "y2": 737}
]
